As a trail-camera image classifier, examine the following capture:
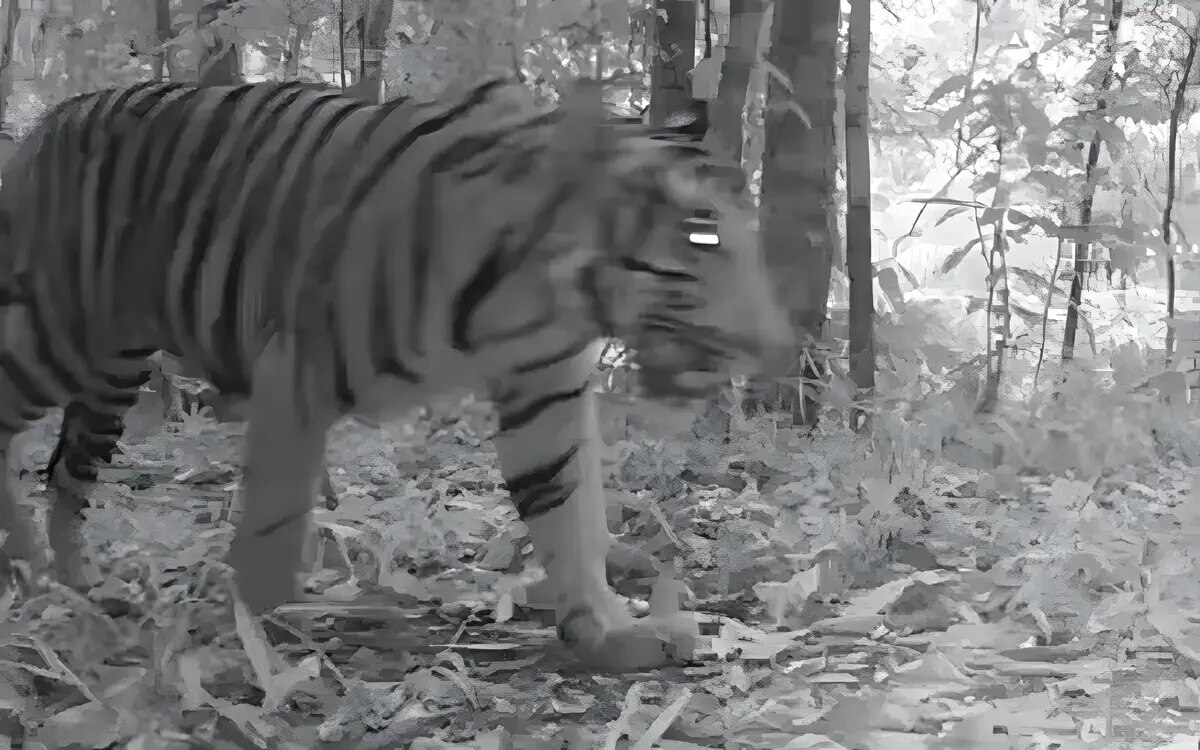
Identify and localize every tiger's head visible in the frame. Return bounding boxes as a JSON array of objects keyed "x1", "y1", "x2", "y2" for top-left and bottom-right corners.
[
  {"x1": 578, "y1": 159, "x2": 792, "y2": 404},
  {"x1": 545, "y1": 81, "x2": 793, "y2": 404}
]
